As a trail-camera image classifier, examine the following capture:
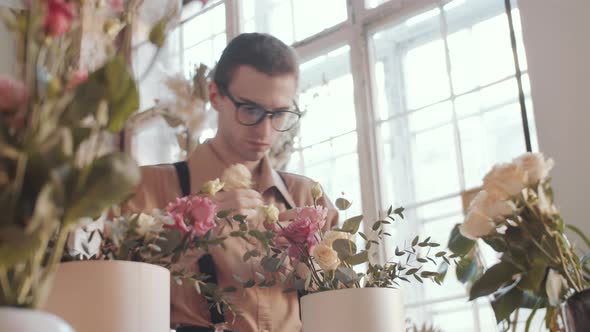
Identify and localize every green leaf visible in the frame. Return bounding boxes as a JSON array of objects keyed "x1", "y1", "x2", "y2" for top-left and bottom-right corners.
[
  {"x1": 223, "y1": 286, "x2": 237, "y2": 293},
  {"x1": 345, "y1": 251, "x2": 369, "y2": 266},
  {"x1": 491, "y1": 286, "x2": 523, "y2": 323},
  {"x1": 358, "y1": 232, "x2": 368, "y2": 241},
  {"x1": 394, "y1": 207, "x2": 405, "y2": 218},
  {"x1": 518, "y1": 263, "x2": 547, "y2": 293},
  {"x1": 456, "y1": 255, "x2": 480, "y2": 284},
  {"x1": 340, "y1": 215, "x2": 363, "y2": 234},
  {"x1": 411, "y1": 236, "x2": 419, "y2": 247},
  {"x1": 64, "y1": 152, "x2": 140, "y2": 225},
  {"x1": 104, "y1": 57, "x2": 140, "y2": 132},
  {"x1": 406, "y1": 268, "x2": 420, "y2": 275},
  {"x1": 447, "y1": 224, "x2": 476, "y2": 256},
  {"x1": 371, "y1": 221, "x2": 381, "y2": 231},
  {"x1": 469, "y1": 261, "x2": 520, "y2": 300},
  {"x1": 335, "y1": 198, "x2": 352, "y2": 211},
  {"x1": 566, "y1": 224, "x2": 590, "y2": 249},
  {"x1": 332, "y1": 239, "x2": 357, "y2": 260},
  {"x1": 335, "y1": 266, "x2": 356, "y2": 285},
  {"x1": 217, "y1": 210, "x2": 231, "y2": 218},
  {"x1": 149, "y1": 19, "x2": 167, "y2": 47},
  {"x1": 0, "y1": 225, "x2": 44, "y2": 268}
]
